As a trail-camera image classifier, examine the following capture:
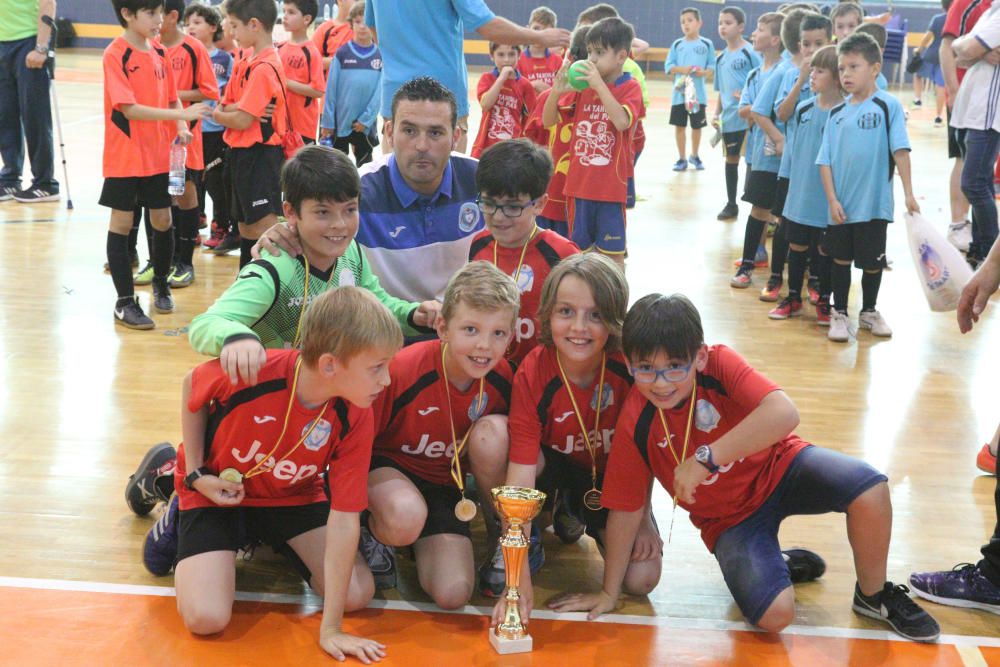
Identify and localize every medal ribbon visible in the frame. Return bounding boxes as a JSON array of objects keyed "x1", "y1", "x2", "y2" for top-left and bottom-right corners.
[
  {"x1": 440, "y1": 343, "x2": 485, "y2": 494},
  {"x1": 555, "y1": 351, "x2": 606, "y2": 499}
]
